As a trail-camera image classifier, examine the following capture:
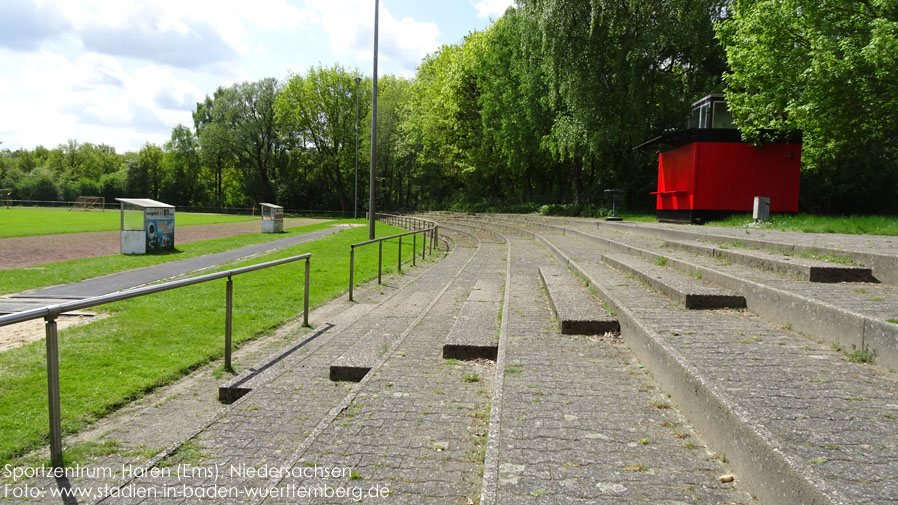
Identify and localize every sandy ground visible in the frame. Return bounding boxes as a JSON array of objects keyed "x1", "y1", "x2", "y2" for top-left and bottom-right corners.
[
  {"x1": 0, "y1": 218, "x2": 322, "y2": 270},
  {"x1": 0, "y1": 314, "x2": 104, "y2": 352}
]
